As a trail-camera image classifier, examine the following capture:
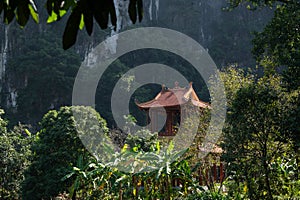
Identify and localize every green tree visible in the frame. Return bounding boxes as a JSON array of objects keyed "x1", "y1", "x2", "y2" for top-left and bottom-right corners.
[
  {"x1": 125, "y1": 129, "x2": 158, "y2": 153},
  {"x1": 22, "y1": 106, "x2": 108, "y2": 200},
  {"x1": 7, "y1": 32, "x2": 80, "y2": 125},
  {"x1": 219, "y1": 65, "x2": 254, "y2": 106},
  {"x1": 227, "y1": 0, "x2": 300, "y2": 90},
  {"x1": 0, "y1": 110, "x2": 33, "y2": 199},
  {"x1": 252, "y1": 3, "x2": 300, "y2": 90},
  {"x1": 226, "y1": 0, "x2": 300, "y2": 162},
  {"x1": 0, "y1": 109, "x2": 6, "y2": 134},
  {"x1": 228, "y1": 0, "x2": 300, "y2": 90},
  {"x1": 222, "y1": 76, "x2": 298, "y2": 199}
]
